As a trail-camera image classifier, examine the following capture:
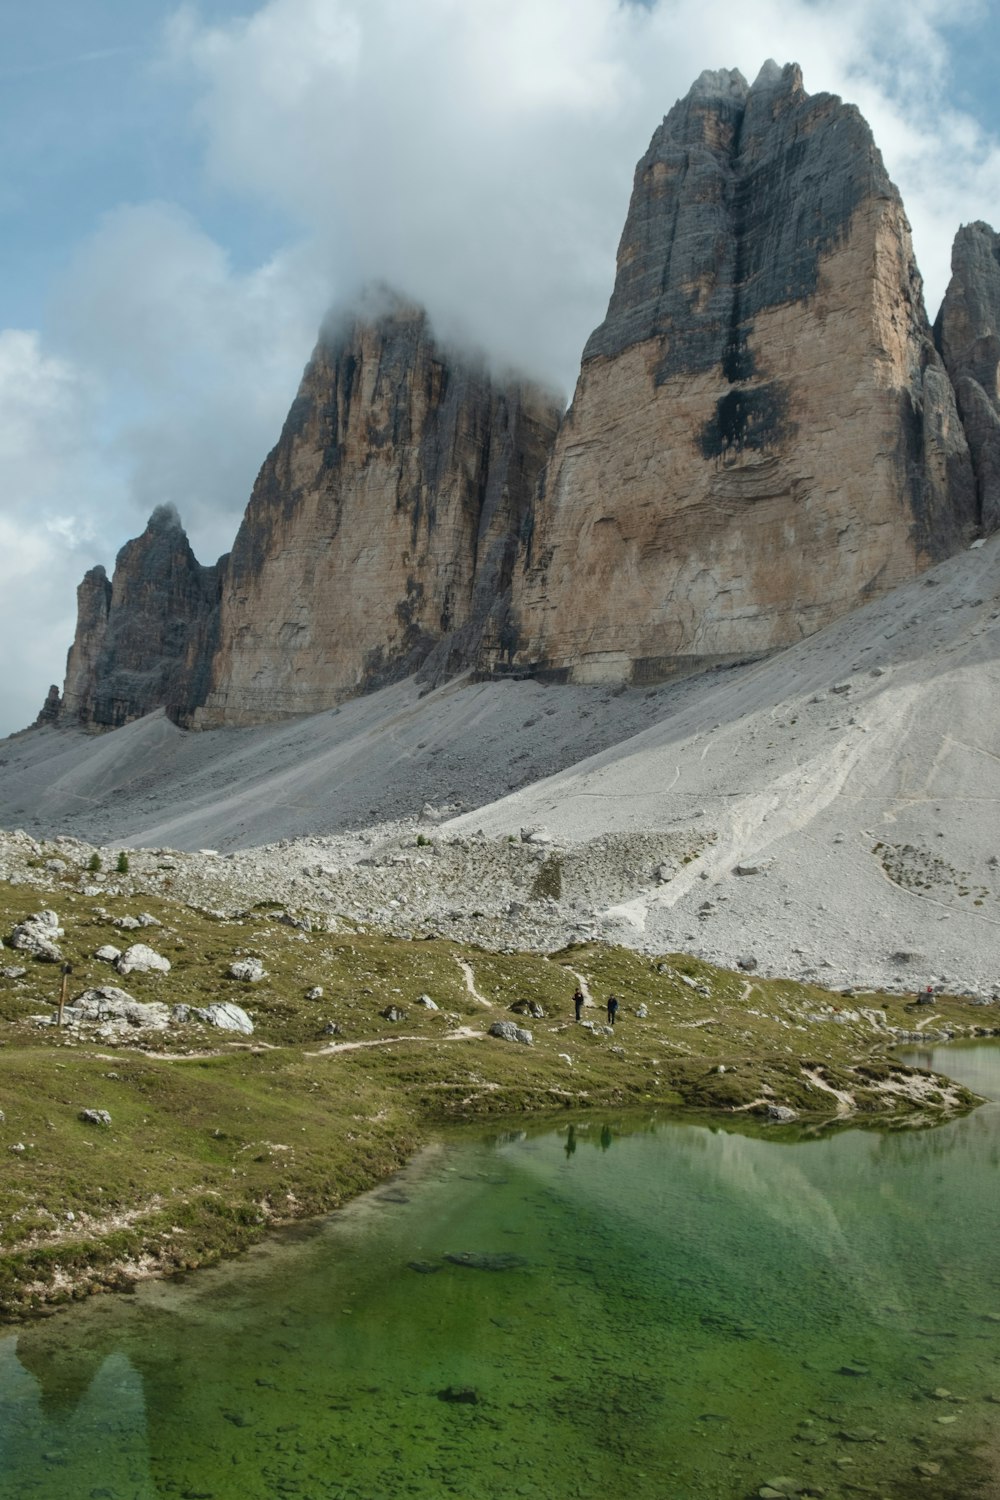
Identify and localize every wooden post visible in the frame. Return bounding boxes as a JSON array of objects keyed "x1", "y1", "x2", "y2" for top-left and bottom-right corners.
[{"x1": 58, "y1": 962, "x2": 72, "y2": 1027}]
